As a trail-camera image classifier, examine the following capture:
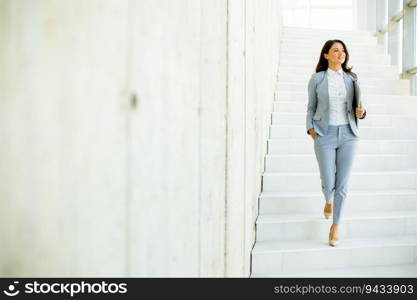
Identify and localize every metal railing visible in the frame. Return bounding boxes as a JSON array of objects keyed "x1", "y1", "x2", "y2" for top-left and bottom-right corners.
[{"x1": 375, "y1": 0, "x2": 417, "y2": 77}]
